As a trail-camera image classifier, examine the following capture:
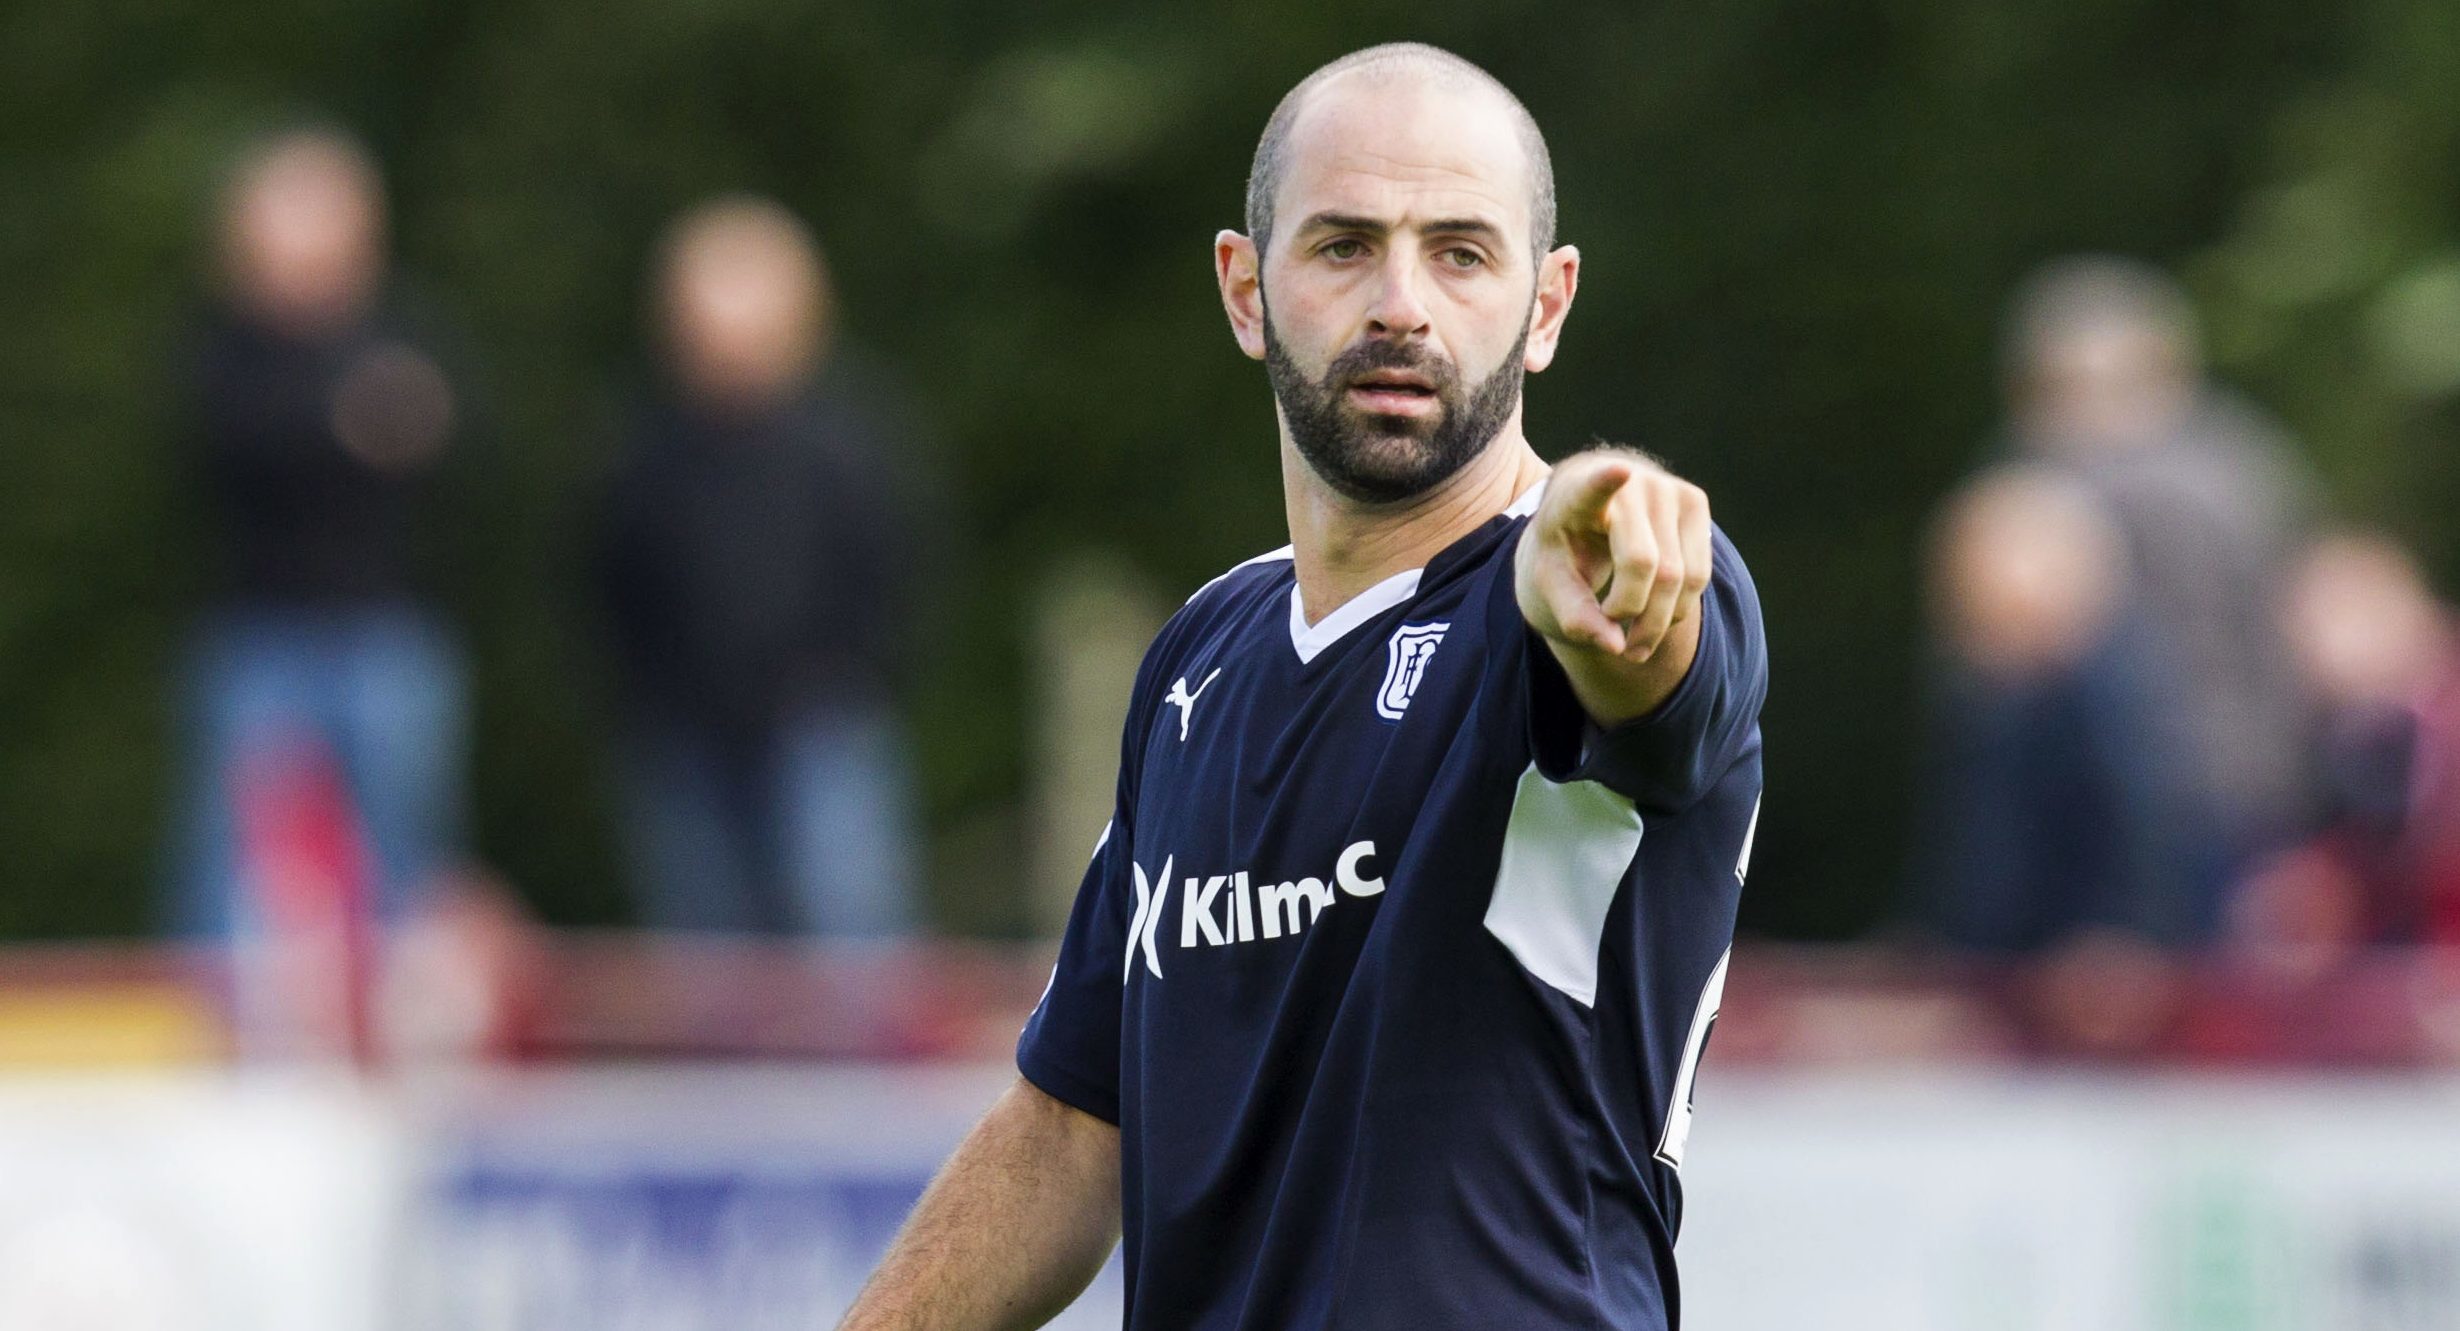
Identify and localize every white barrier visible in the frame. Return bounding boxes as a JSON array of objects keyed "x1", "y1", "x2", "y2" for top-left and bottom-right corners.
[
  {"x1": 7, "y1": 1065, "x2": 2460, "y2": 1329},
  {"x1": 1681, "y1": 1071, "x2": 2460, "y2": 1331},
  {"x1": 0, "y1": 1073, "x2": 402, "y2": 1331}
]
